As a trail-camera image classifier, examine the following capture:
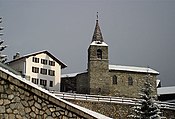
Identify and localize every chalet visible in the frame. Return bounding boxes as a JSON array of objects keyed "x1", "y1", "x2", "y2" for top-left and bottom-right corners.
[{"x1": 8, "y1": 50, "x2": 66, "y2": 91}]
